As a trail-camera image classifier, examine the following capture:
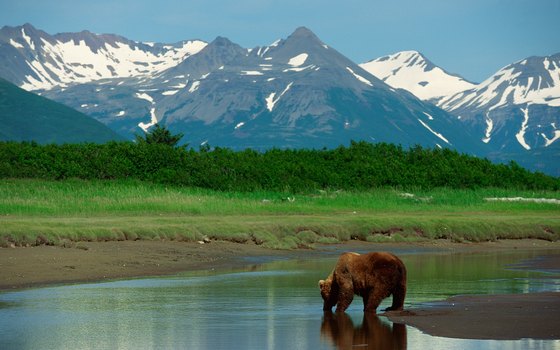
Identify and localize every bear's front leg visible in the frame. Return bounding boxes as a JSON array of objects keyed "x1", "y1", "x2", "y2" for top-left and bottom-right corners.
[
  {"x1": 335, "y1": 283, "x2": 354, "y2": 313},
  {"x1": 321, "y1": 279, "x2": 339, "y2": 311},
  {"x1": 323, "y1": 295, "x2": 337, "y2": 311}
]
